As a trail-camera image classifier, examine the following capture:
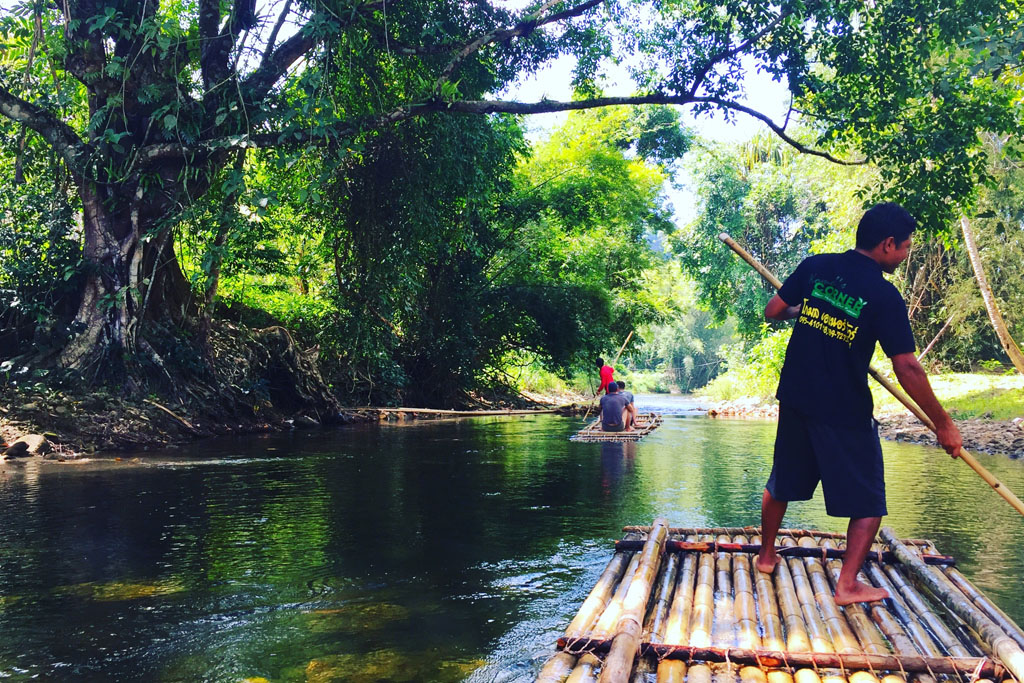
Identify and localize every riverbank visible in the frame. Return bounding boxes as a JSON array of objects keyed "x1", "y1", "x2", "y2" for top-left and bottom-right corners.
[
  {"x1": 0, "y1": 384, "x2": 585, "y2": 460},
  {"x1": 702, "y1": 371, "x2": 1024, "y2": 458}
]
